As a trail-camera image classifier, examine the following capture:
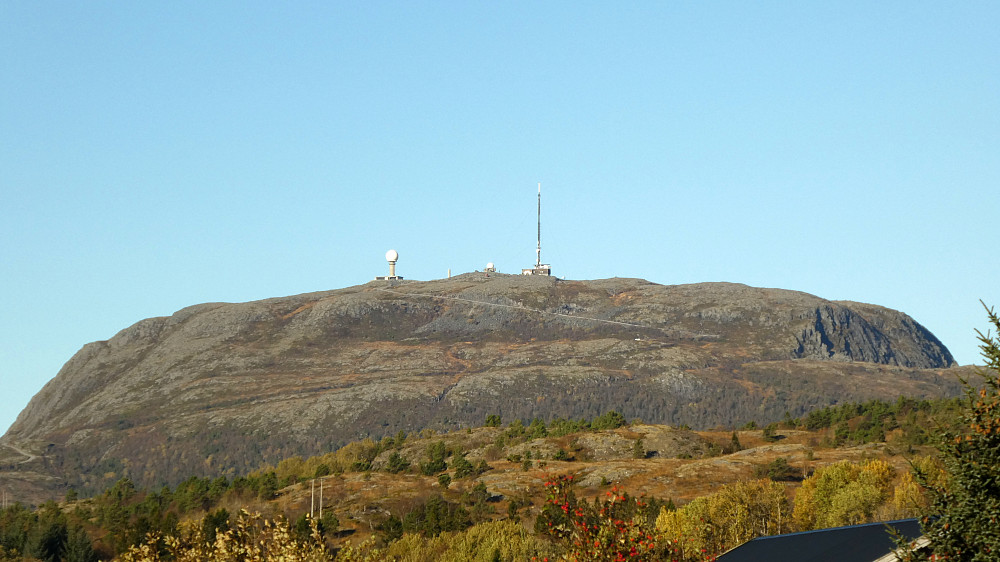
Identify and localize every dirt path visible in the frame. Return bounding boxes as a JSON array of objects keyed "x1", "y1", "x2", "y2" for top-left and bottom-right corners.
[{"x1": 1, "y1": 442, "x2": 39, "y2": 464}]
